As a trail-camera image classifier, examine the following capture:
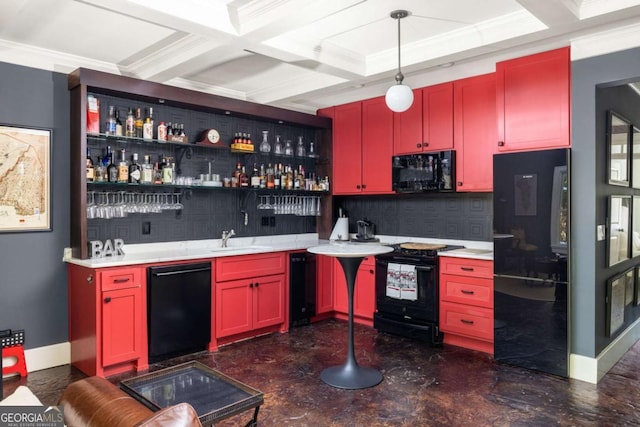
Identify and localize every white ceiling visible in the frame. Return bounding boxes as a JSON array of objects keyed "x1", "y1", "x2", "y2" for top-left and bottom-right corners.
[{"x1": 2, "y1": 0, "x2": 640, "y2": 114}]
